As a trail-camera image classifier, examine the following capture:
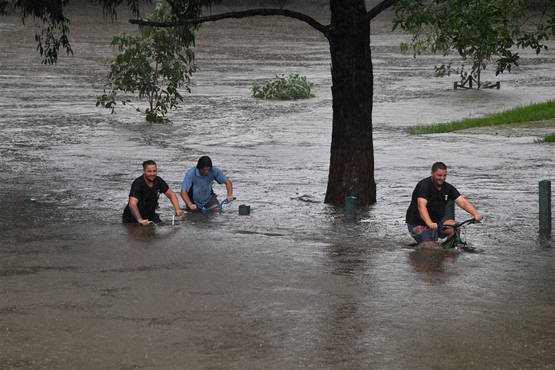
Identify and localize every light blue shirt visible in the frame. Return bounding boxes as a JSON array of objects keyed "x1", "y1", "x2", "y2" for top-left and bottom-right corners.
[{"x1": 181, "y1": 167, "x2": 227, "y2": 207}]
